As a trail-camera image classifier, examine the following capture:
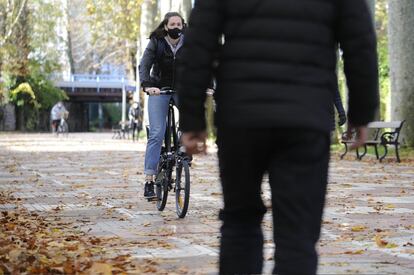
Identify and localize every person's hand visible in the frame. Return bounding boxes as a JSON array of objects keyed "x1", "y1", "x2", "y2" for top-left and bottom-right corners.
[
  {"x1": 206, "y1": 88, "x2": 215, "y2": 96},
  {"x1": 338, "y1": 114, "x2": 347, "y2": 126},
  {"x1": 181, "y1": 131, "x2": 208, "y2": 155},
  {"x1": 145, "y1": 87, "x2": 160, "y2": 95},
  {"x1": 347, "y1": 125, "x2": 368, "y2": 150}
]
